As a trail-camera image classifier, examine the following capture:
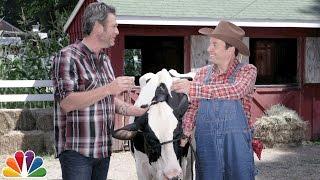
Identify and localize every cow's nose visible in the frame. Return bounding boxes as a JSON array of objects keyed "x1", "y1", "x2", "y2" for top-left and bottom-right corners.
[{"x1": 164, "y1": 168, "x2": 182, "y2": 180}]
